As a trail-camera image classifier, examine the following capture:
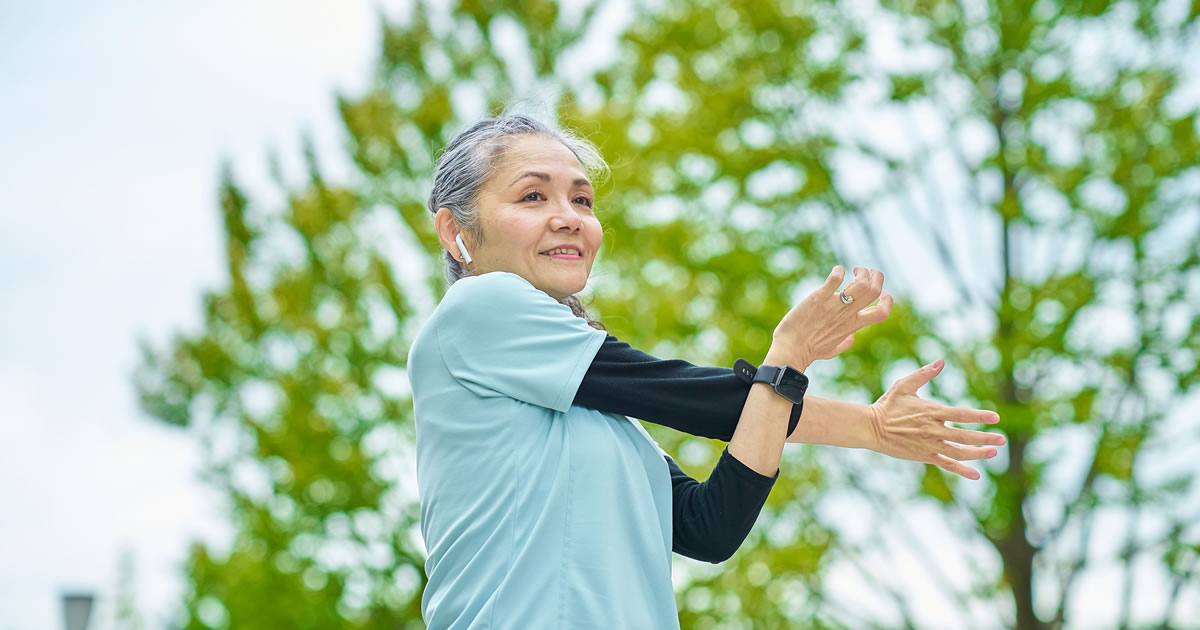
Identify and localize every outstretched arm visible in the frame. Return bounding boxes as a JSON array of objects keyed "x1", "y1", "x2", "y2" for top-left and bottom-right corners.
[
  {"x1": 787, "y1": 360, "x2": 1005, "y2": 480},
  {"x1": 784, "y1": 395, "x2": 876, "y2": 449},
  {"x1": 577, "y1": 342, "x2": 1004, "y2": 479}
]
